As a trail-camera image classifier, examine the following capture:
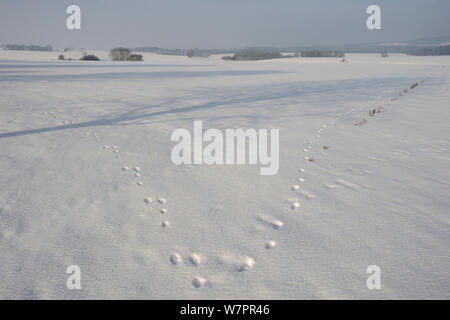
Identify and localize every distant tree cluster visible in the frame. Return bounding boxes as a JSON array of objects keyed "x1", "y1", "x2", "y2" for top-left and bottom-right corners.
[
  {"x1": 80, "y1": 54, "x2": 100, "y2": 61},
  {"x1": 132, "y1": 47, "x2": 230, "y2": 57},
  {"x1": 222, "y1": 48, "x2": 284, "y2": 61},
  {"x1": 129, "y1": 54, "x2": 143, "y2": 61},
  {"x1": 186, "y1": 49, "x2": 195, "y2": 58},
  {"x1": 109, "y1": 47, "x2": 143, "y2": 61},
  {"x1": 5, "y1": 44, "x2": 53, "y2": 51},
  {"x1": 301, "y1": 50, "x2": 345, "y2": 58},
  {"x1": 284, "y1": 53, "x2": 300, "y2": 58},
  {"x1": 408, "y1": 45, "x2": 450, "y2": 56}
]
